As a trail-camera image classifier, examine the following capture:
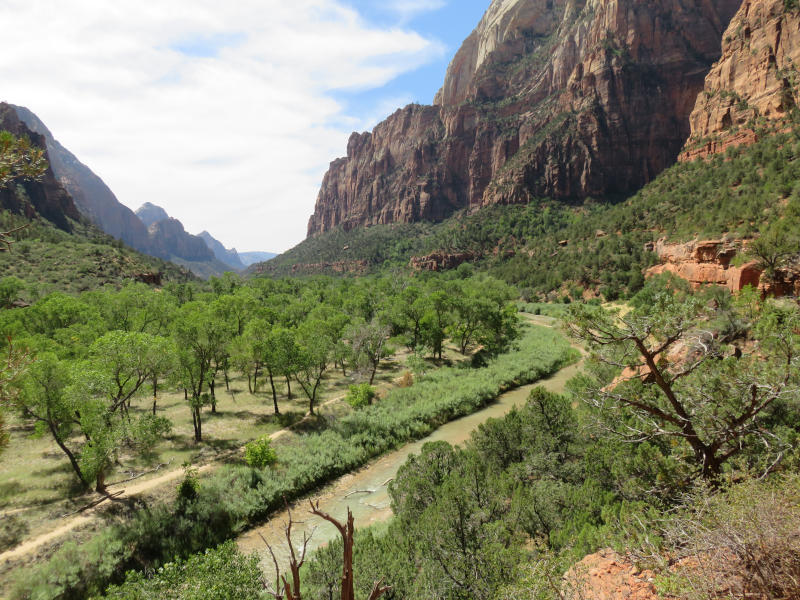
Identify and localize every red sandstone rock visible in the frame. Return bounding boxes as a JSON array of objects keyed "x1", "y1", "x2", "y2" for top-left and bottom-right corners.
[
  {"x1": 681, "y1": 0, "x2": 800, "y2": 160},
  {"x1": 409, "y1": 251, "x2": 478, "y2": 272},
  {"x1": 564, "y1": 549, "x2": 659, "y2": 600},
  {"x1": 646, "y1": 239, "x2": 763, "y2": 292},
  {"x1": 307, "y1": 0, "x2": 741, "y2": 237}
]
